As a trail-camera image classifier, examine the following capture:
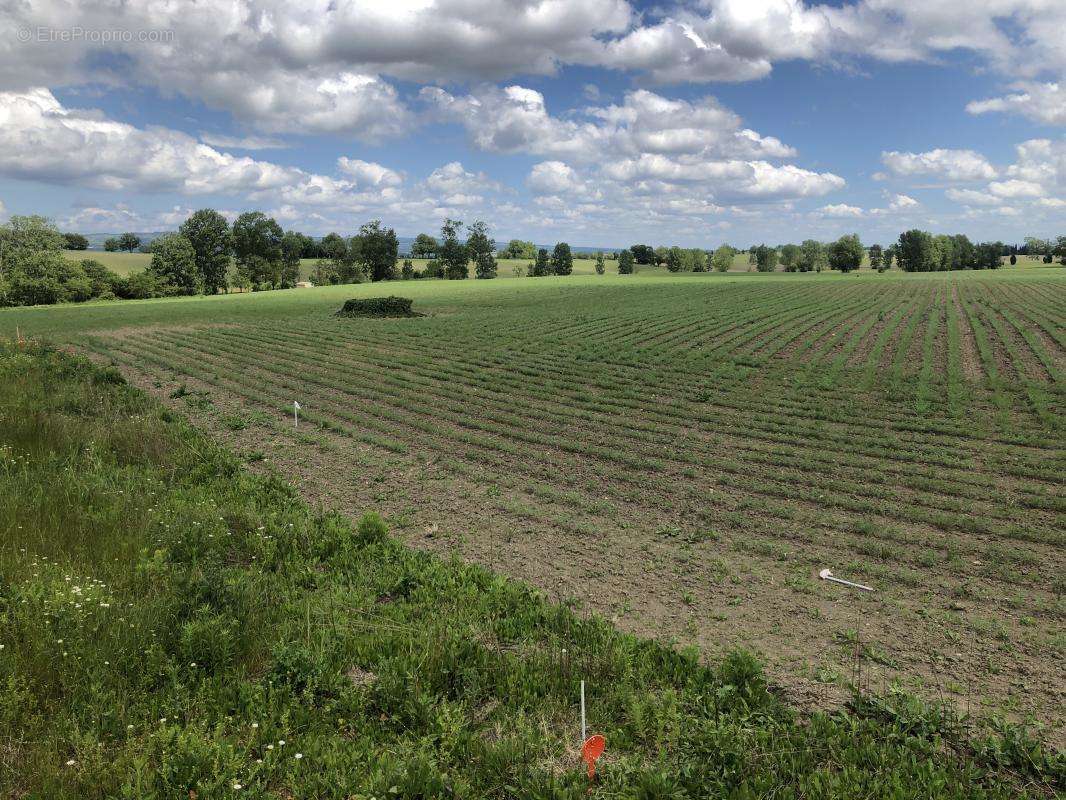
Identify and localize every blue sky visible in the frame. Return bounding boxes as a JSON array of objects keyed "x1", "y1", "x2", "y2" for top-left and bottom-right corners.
[{"x1": 0, "y1": 0, "x2": 1063, "y2": 248}]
